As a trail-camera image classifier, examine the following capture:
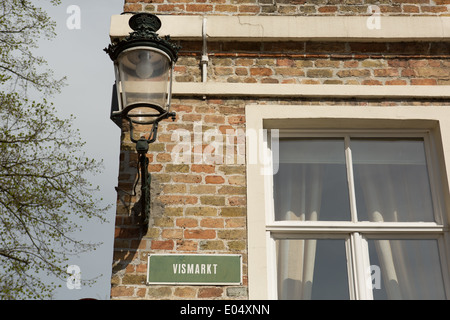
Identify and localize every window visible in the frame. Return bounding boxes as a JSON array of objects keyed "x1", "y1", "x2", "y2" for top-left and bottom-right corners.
[
  {"x1": 245, "y1": 105, "x2": 450, "y2": 300},
  {"x1": 269, "y1": 132, "x2": 449, "y2": 299}
]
